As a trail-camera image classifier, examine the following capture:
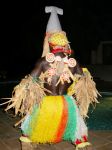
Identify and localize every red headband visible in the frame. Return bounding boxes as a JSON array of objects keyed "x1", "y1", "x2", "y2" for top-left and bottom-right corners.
[{"x1": 51, "y1": 48, "x2": 73, "y2": 54}]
